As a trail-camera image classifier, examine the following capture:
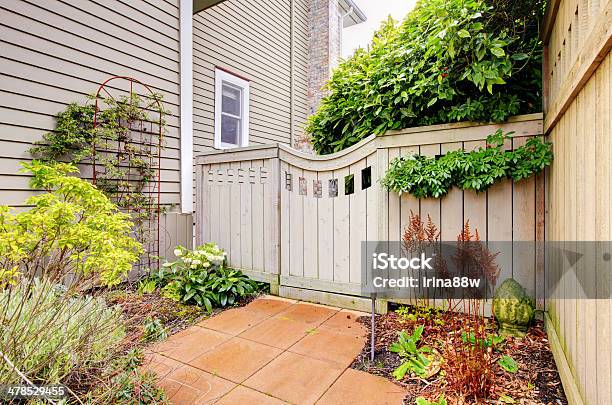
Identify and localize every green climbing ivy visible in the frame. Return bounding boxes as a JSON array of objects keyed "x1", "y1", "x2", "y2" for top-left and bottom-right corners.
[{"x1": 381, "y1": 130, "x2": 552, "y2": 198}]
